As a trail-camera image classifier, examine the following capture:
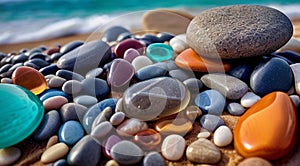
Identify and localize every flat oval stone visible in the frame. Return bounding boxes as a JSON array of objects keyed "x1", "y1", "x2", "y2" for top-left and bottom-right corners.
[
  {"x1": 0, "y1": 84, "x2": 44, "y2": 148},
  {"x1": 114, "y1": 39, "x2": 145, "y2": 58},
  {"x1": 0, "y1": 147, "x2": 21, "y2": 166},
  {"x1": 123, "y1": 48, "x2": 140, "y2": 63},
  {"x1": 12, "y1": 66, "x2": 47, "y2": 95},
  {"x1": 81, "y1": 78, "x2": 110, "y2": 99},
  {"x1": 60, "y1": 103, "x2": 87, "y2": 122},
  {"x1": 234, "y1": 92, "x2": 297, "y2": 160},
  {"x1": 133, "y1": 129, "x2": 161, "y2": 150},
  {"x1": 135, "y1": 64, "x2": 168, "y2": 81},
  {"x1": 91, "y1": 121, "x2": 113, "y2": 141},
  {"x1": 56, "y1": 69, "x2": 84, "y2": 81},
  {"x1": 46, "y1": 135, "x2": 59, "y2": 149},
  {"x1": 39, "y1": 64, "x2": 59, "y2": 76},
  {"x1": 103, "y1": 135, "x2": 122, "y2": 159},
  {"x1": 143, "y1": 151, "x2": 165, "y2": 166},
  {"x1": 227, "y1": 102, "x2": 246, "y2": 116},
  {"x1": 240, "y1": 92, "x2": 261, "y2": 108},
  {"x1": 238, "y1": 157, "x2": 273, "y2": 166},
  {"x1": 184, "y1": 105, "x2": 202, "y2": 121},
  {"x1": 186, "y1": 138, "x2": 221, "y2": 164},
  {"x1": 197, "y1": 128, "x2": 211, "y2": 139},
  {"x1": 200, "y1": 114, "x2": 225, "y2": 132},
  {"x1": 116, "y1": 118, "x2": 148, "y2": 137},
  {"x1": 169, "y1": 34, "x2": 188, "y2": 53},
  {"x1": 39, "y1": 89, "x2": 70, "y2": 102},
  {"x1": 74, "y1": 95, "x2": 98, "y2": 108},
  {"x1": 58, "y1": 120, "x2": 84, "y2": 146},
  {"x1": 110, "y1": 112, "x2": 125, "y2": 126},
  {"x1": 201, "y1": 73, "x2": 249, "y2": 100},
  {"x1": 155, "y1": 117, "x2": 193, "y2": 136},
  {"x1": 102, "y1": 26, "x2": 130, "y2": 43},
  {"x1": 122, "y1": 77, "x2": 190, "y2": 121},
  {"x1": 60, "y1": 40, "x2": 84, "y2": 55},
  {"x1": 41, "y1": 143, "x2": 69, "y2": 164},
  {"x1": 57, "y1": 40, "x2": 111, "y2": 75},
  {"x1": 213, "y1": 125, "x2": 233, "y2": 147},
  {"x1": 43, "y1": 96, "x2": 68, "y2": 111},
  {"x1": 161, "y1": 134, "x2": 186, "y2": 161},
  {"x1": 34, "y1": 110, "x2": 60, "y2": 141},
  {"x1": 131, "y1": 56, "x2": 153, "y2": 71},
  {"x1": 107, "y1": 59, "x2": 135, "y2": 90},
  {"x1": 250, "y1": 58, "x2": 293, "y2": 96},
  {"x1": 68, "y1": 135, "x2": 101, "y2": 166},
  {"x1": 105, "y1": 160, "x2": 120, "y2": 166},
  {"x1": 111, "y1": 140, "x2": 144, "y2": 165},
  {"x1": 186, "y1": 5, "x2": 293, "y2": 59},
  {"x1": 48, "y1": 76, "x2": 66, "y2": 88},
  {"x1": 62, "y1": 80, "x2": 82, "y2": 95},
  {"x1": 168, "y1": 69, "x2": 194, "y2": 82},
  {"x1": 194, "y1": 89, "x2": 226, "y2": 115},
  {"x1": 175, "y1": 48, "x2": 231, "y2": 72},
  {"x1": 146, "y1": 43, "x2": 173, "y2": 62}
]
